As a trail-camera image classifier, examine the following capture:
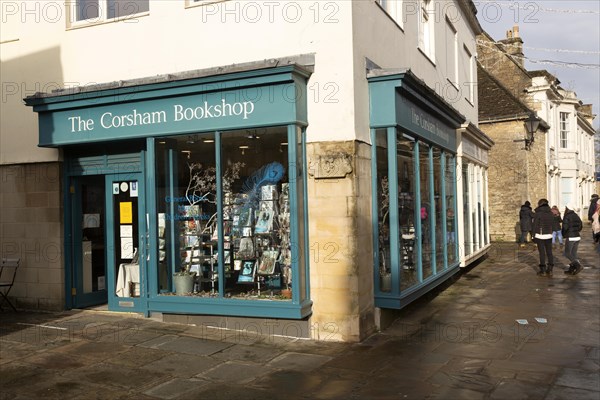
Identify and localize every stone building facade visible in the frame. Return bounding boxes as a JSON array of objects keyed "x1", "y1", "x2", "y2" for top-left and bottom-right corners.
[
  {"x1": 477, "y1": 65, "x2": 548, "y2": 241},
  {"x1": 477, "y1": 26, "x2": 595, "y2": 241}
]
